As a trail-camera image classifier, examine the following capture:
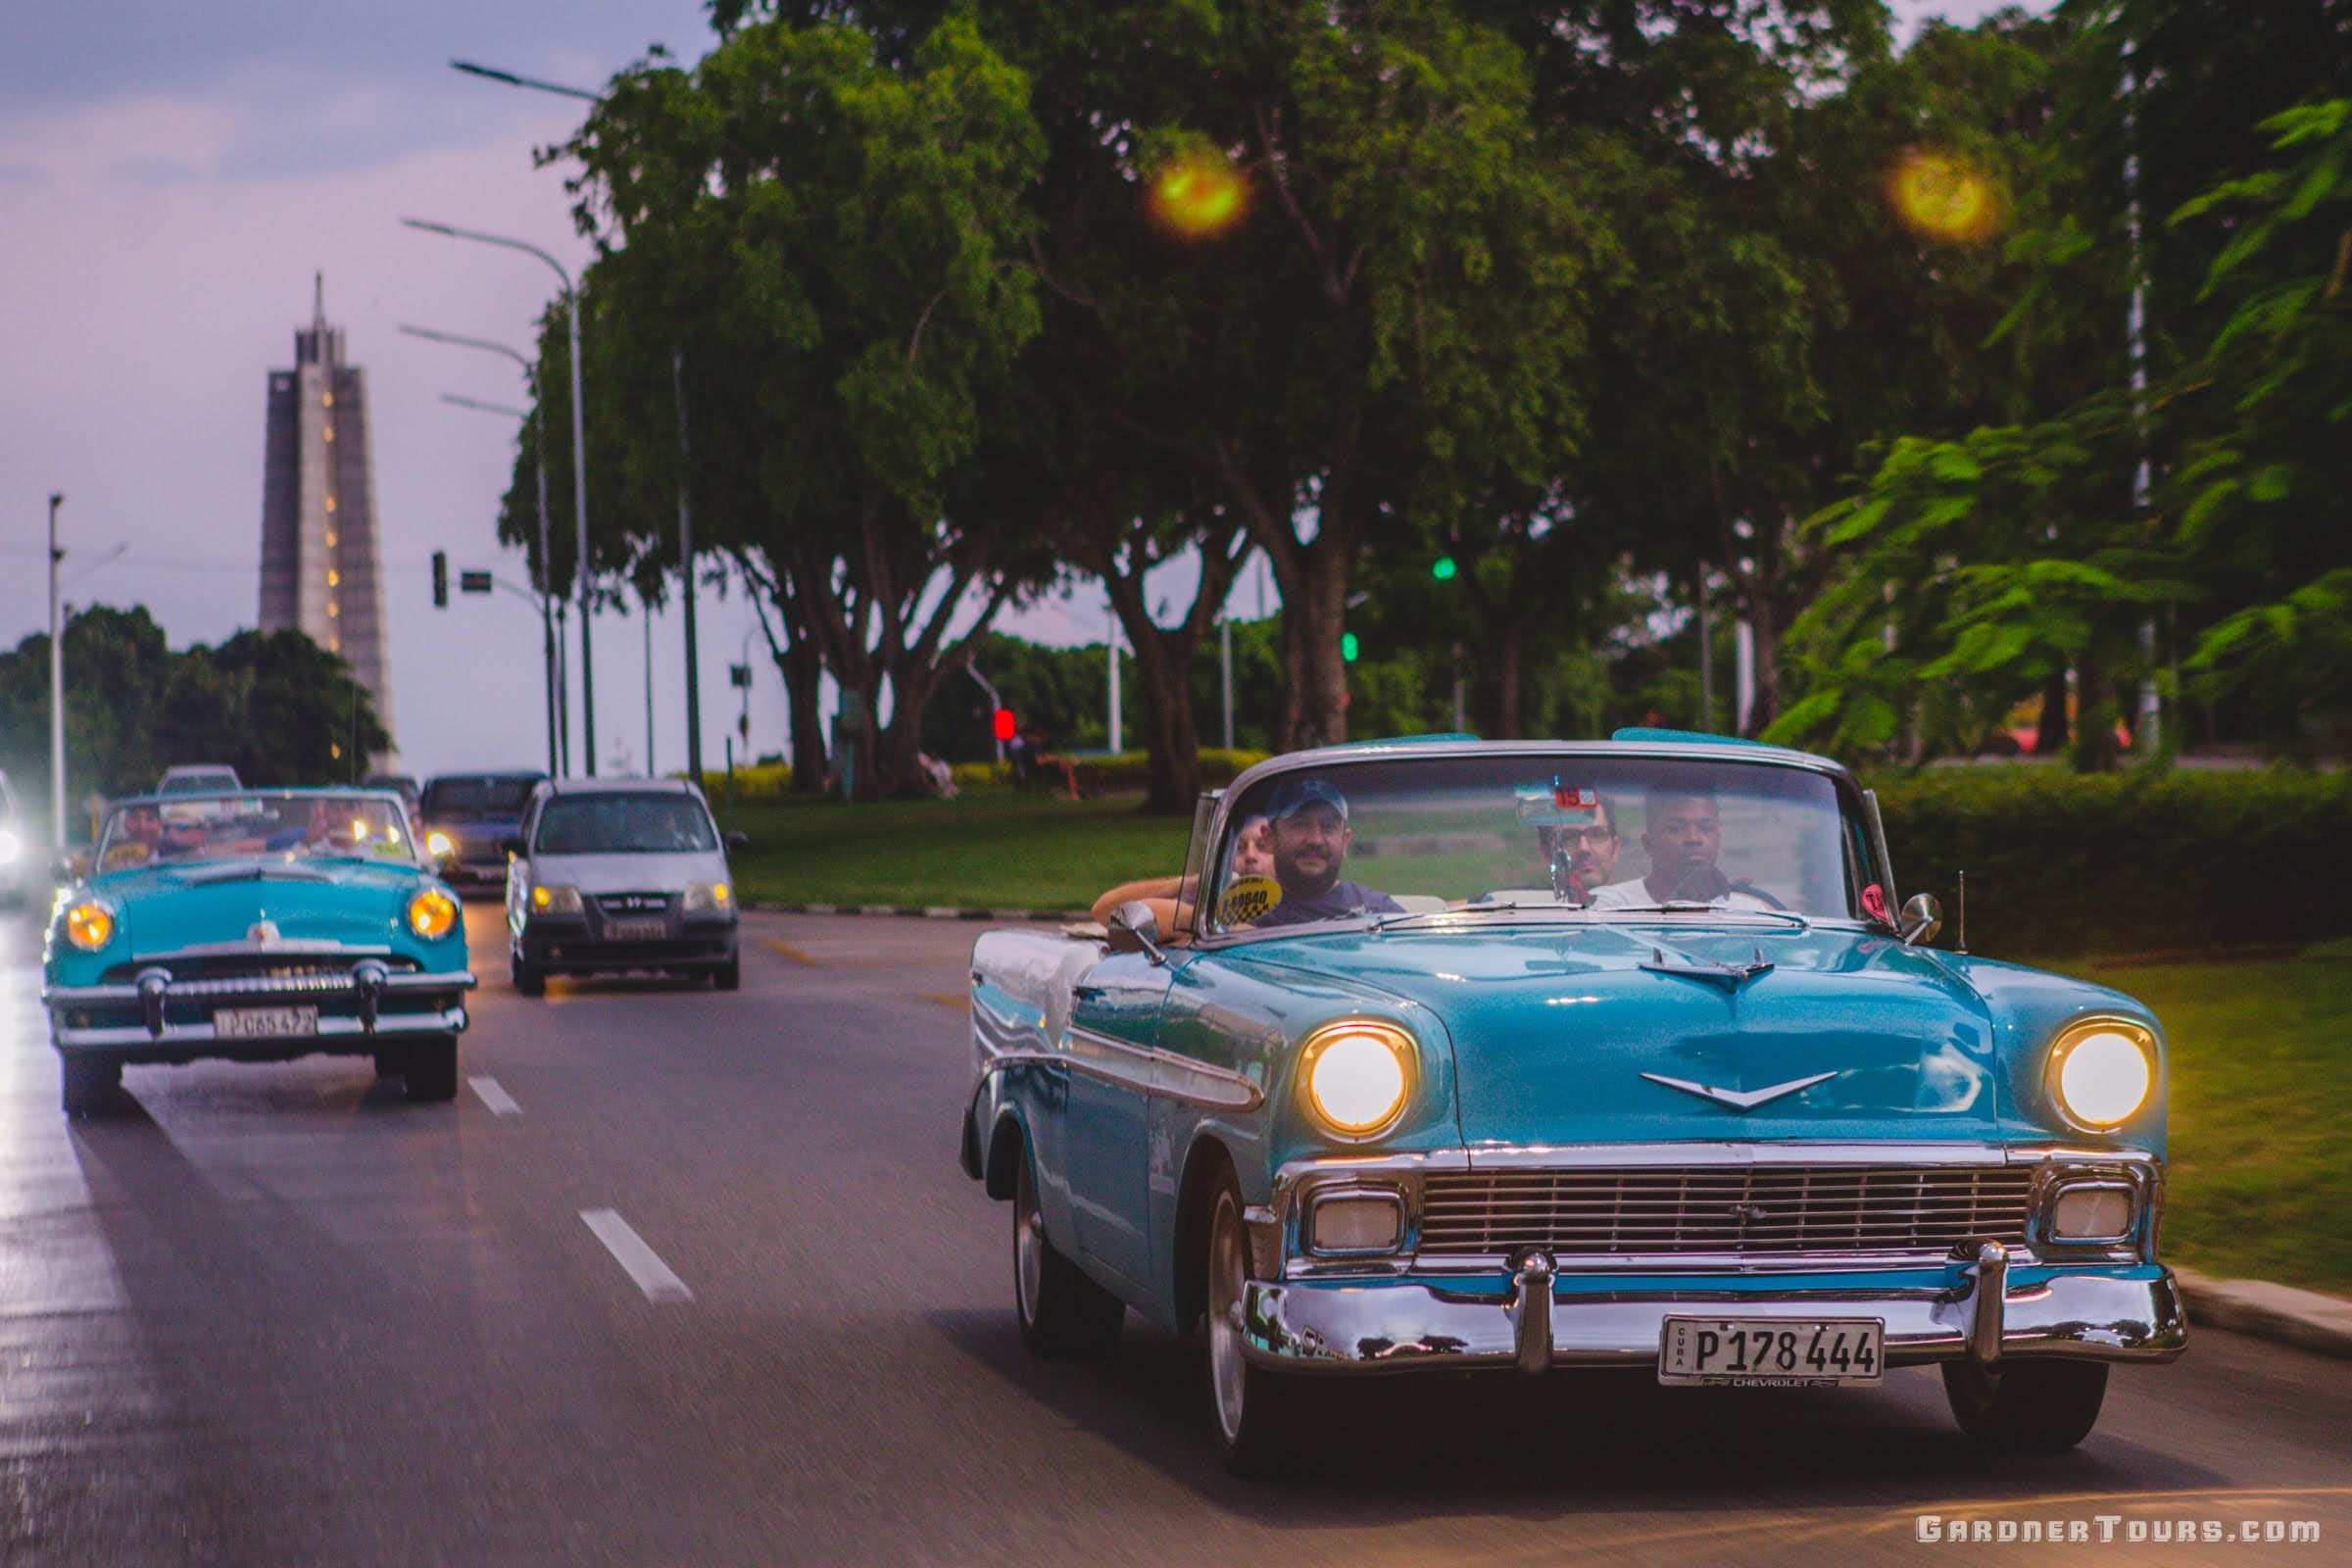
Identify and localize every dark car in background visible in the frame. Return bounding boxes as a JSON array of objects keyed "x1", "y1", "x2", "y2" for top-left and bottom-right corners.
[{"x1": 417, "y1": 770, "x2": 547, "y2": 892}]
